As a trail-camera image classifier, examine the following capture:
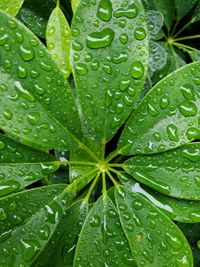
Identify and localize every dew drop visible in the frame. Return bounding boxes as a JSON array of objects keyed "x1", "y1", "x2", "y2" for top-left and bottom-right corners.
[
  {"x1": 19, "y1": 45, "x2": 35, "y2": 61},
  {"x1": 0, "y1": 180, "x2": 20, "y2": 197},
  {"x1": 97, "y1": 0, "x2": 113, "y2": 22},
  {"x1": 131, "y1": 61, "x2": 144, "y2": 79},
  {"x1": 119, "y1": 33, "x2": 129, "y2": 44},
  {"x1": 167, "y1": 124, "x2": 179, "y2": 141},
  {"x1": 160, "y1": 95, "x2": 170, "y2": 109},
  {"x1": 176, "y1": 256, "x2": 190, "y2": 267},
  {"x1": 132, "y1": 200, "x2": 143, "y2": 210},
  {"x1": 178, "y1": 101, "x2": 197, "y2": 117},
  {"x1": 165, "y1": 232, "x2": 182, "y2": 249},
  {"x1": 34, "y1": 84, "x2": 45, "y2": 95},
  {"x1": 180, "y1": 84, "x2": 195, "y2": 100},
  {"x1": 75, "y1": 63, "x2": 88, "y2": 75},
  {"x1": 134, "y1": 27, "x2": 146, "y2": 40},
  {"x1": 0, "y1": 141, "x2": 5, "y2": 150},
  {"x1": 15, "y1": 81, "x2": 35, "y2": 102},
  {"x1": 114, "y1": 3, "x2": 138, "y2": 18},
  {"x1": 186, "y1": 127, "x2": 200, "y2": 140},
  {"x1": 0, "y1": 34, "x2": 8, "y2": 45},
  {"x1": 27, "y1": 112, "x2": 40, "y2": 126},
  {"x1": 38, "y1": 224, "x2": 50, "y2": 240},
  {"x1": 72, "y1": 40, "x2": 83, "y2": 51},
  {"x1": 86, "y1": 28, "x2": 115, "y2": 49},
  {"x1": 0, "y1": 208, "x2": 7, "y2": 221},
  {"x1": 17, "y1": 66, "x2": 27, "y2": 79},
  {"x1": 3, "y1": 110, "x2": 13, "y2": 120},
  {"x1": 90, "y1": 215, "x2": 101, "y2": 227},
  {"x1": 20, "y1": 239, "x2": 41, "y2": 262}
]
